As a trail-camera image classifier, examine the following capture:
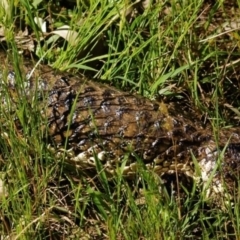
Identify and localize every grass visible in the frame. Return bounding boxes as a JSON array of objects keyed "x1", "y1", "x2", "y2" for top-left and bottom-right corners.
[{"x1": 0, "y1": 0, "x2": 240, "y2": 239}]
